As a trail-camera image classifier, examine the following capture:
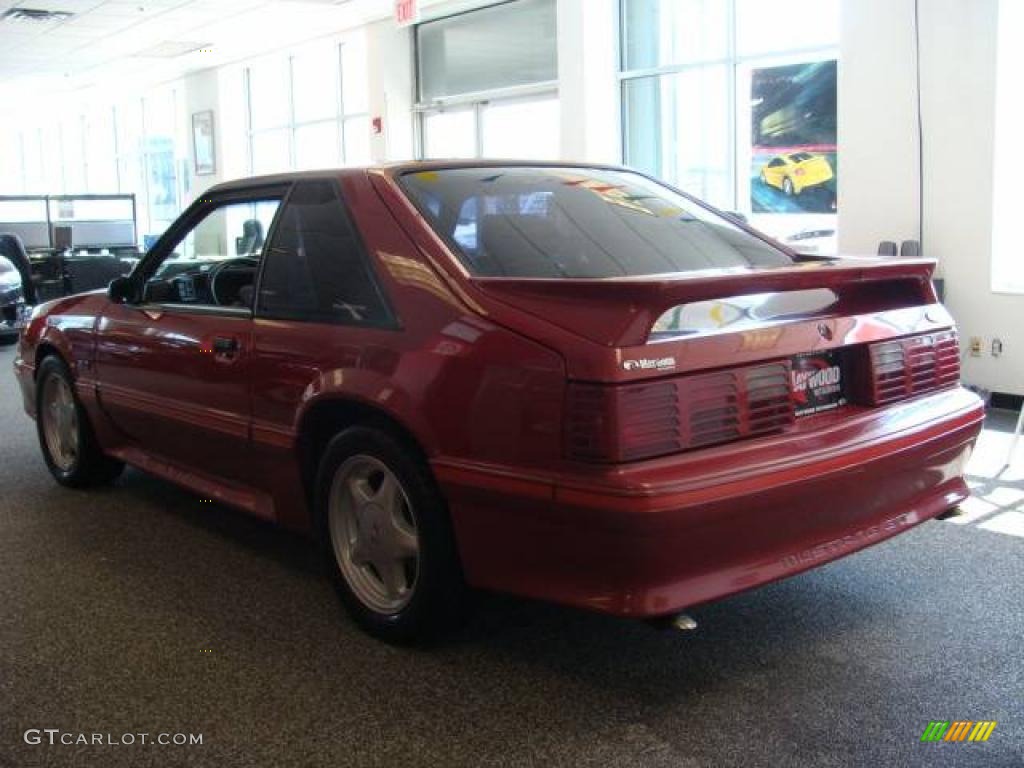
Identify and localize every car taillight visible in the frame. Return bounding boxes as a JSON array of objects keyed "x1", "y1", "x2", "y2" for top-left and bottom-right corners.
[
  {"x1": 865, "y1": 331, "x2": 960, "y2": 405},
  {"x1": 565, "y1": 362, "x2": 793, "y2": 463},
  {"x1": 794, "y1": 167, "x2": 806, "y2": 176}
]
